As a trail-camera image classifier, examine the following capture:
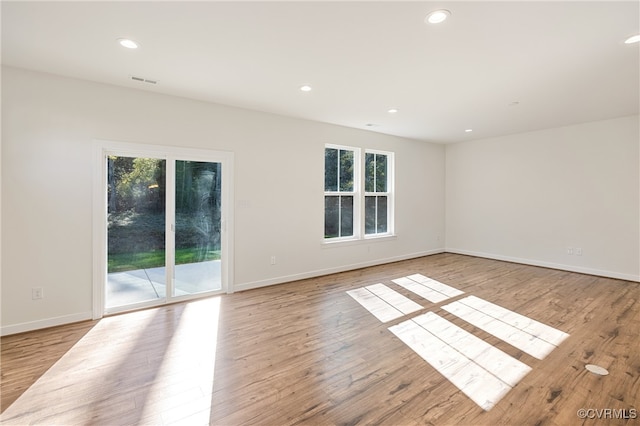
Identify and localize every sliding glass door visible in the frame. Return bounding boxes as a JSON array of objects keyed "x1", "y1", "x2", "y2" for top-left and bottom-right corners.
[
  {"x1": 97, "y1": 143, "x2": 231, "y2": 315},
  {"x1": 106, "y1": 156, "x2": 168, "y2": 309},
  {"x1": 173, "y1": 160, "x2": 222, "y2": 296}
]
